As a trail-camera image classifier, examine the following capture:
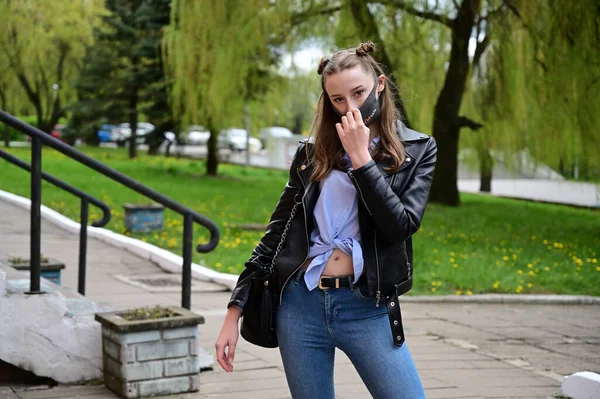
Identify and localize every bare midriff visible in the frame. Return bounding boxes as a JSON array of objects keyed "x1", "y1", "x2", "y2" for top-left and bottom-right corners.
[{"x1": 300, "y1": 248, "x2": 354, "y2": 277}]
